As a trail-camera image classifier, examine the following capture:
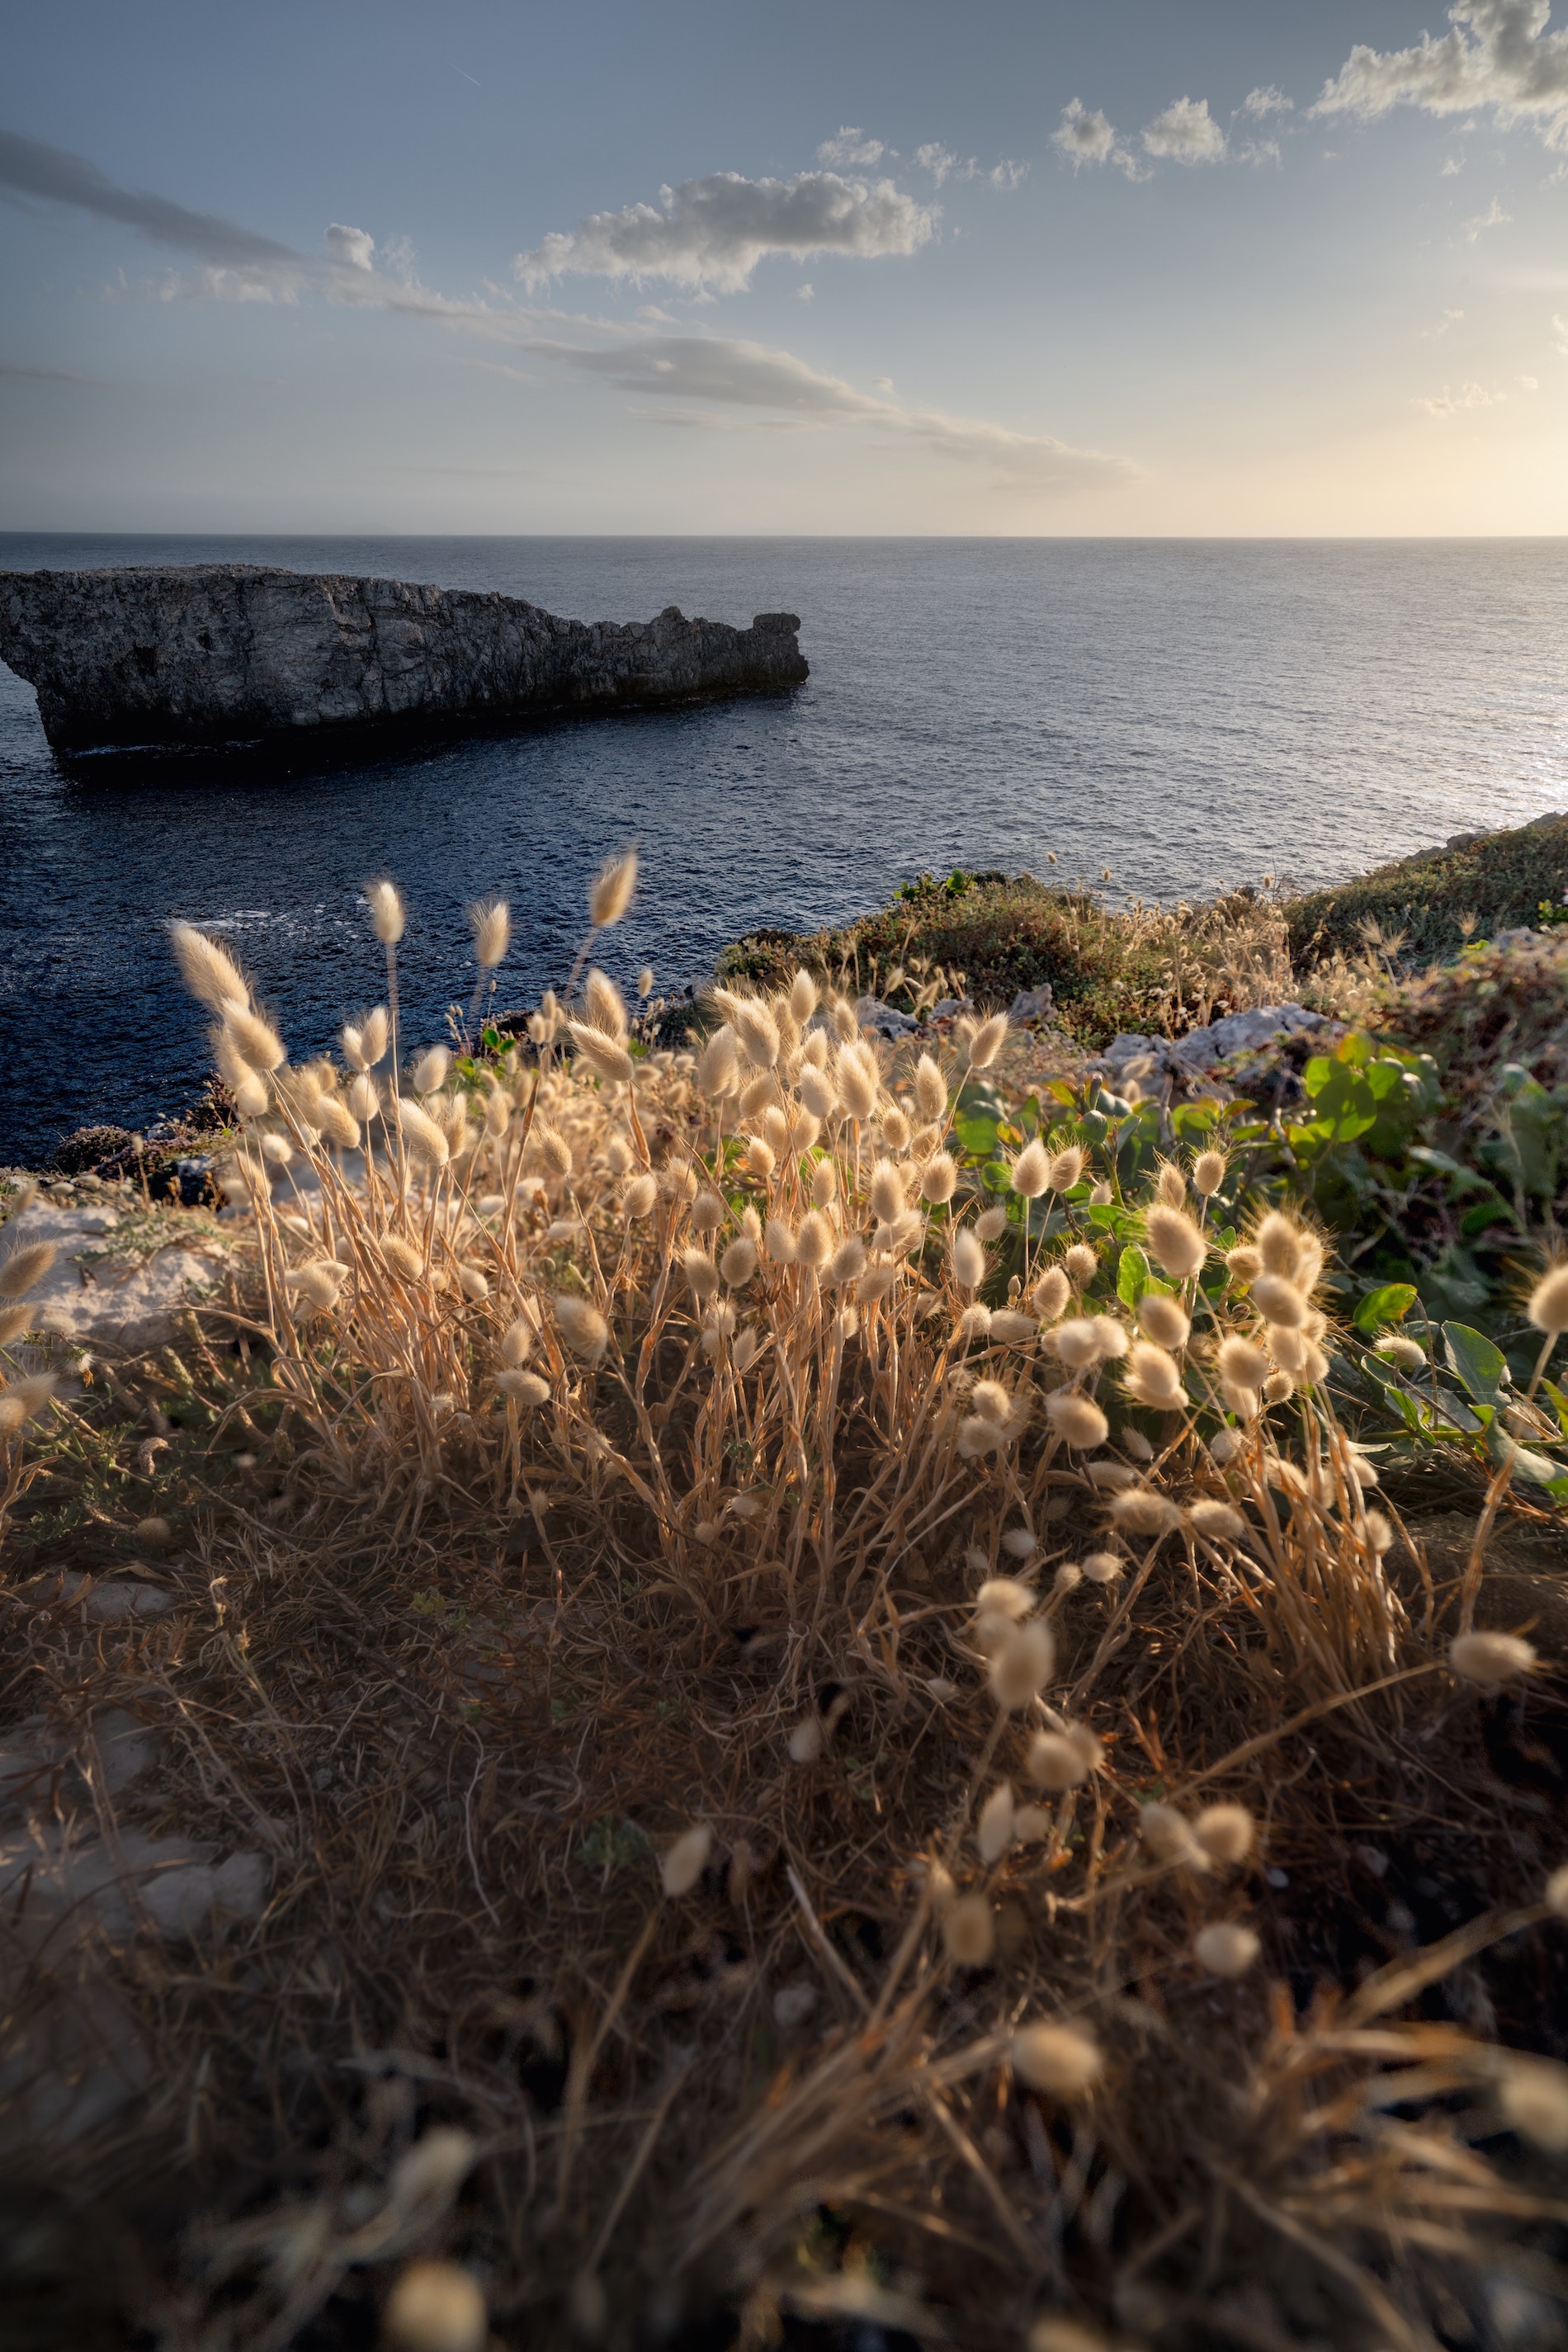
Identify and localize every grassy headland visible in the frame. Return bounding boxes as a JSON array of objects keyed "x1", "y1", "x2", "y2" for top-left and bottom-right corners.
[{"x1": 3, "y1": 826, "x2": 1568, "y2": 2350}]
